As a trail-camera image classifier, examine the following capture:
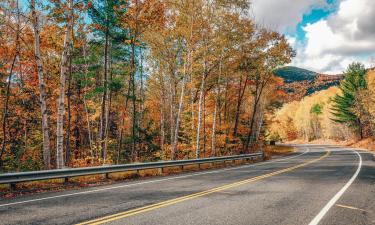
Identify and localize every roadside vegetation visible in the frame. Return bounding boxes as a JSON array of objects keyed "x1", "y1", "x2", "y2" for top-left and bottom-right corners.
[{"x1": 0, "y1": 0, "x2": 294, "y2": 172}]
